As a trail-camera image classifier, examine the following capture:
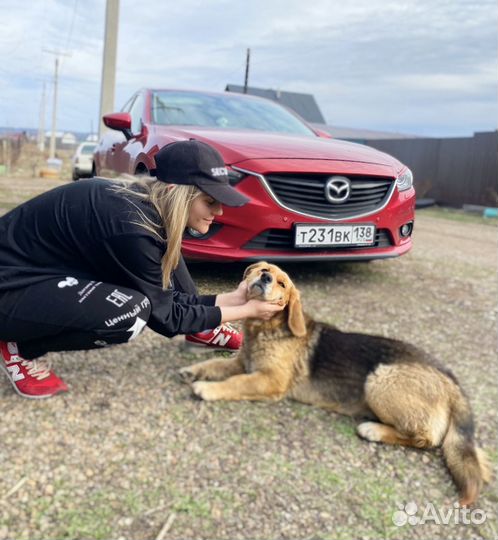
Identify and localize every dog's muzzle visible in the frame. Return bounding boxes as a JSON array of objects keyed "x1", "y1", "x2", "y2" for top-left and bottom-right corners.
[
  {"x1": 249, "y1": 272, "x2": 272, "y2": 298},
  {"x1": 260, "y1": 271, "x2": 272, "y2": 285}
]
